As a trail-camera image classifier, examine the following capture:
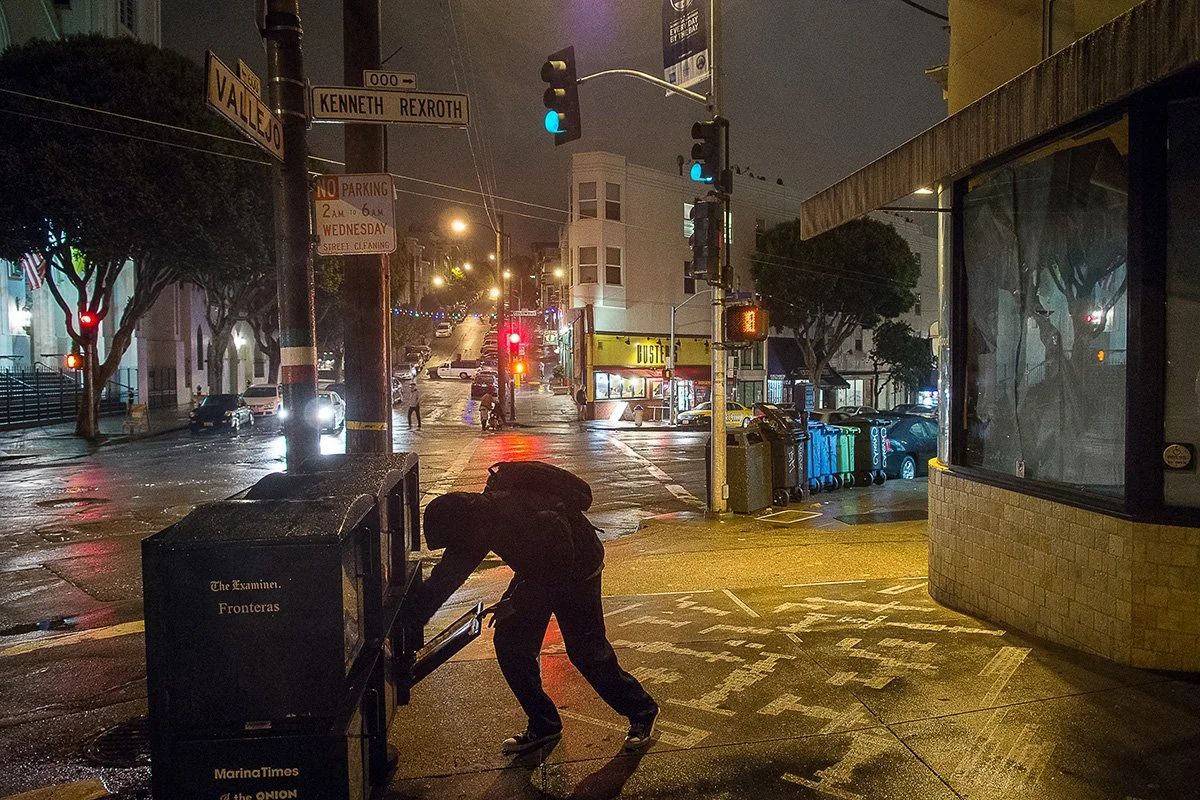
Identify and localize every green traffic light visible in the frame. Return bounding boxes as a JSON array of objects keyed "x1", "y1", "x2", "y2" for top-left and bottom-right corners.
[
  {"x1": 690, "y1": 163, "x2": 712, "y2": 183},
  {"x1": 544, "y1": 109, "x2": 563, "y2": 134}
]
